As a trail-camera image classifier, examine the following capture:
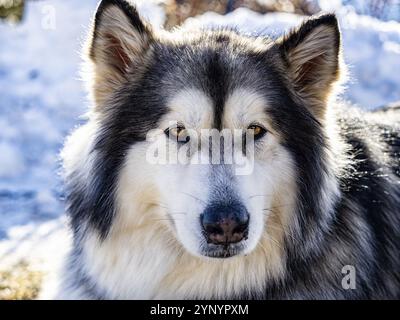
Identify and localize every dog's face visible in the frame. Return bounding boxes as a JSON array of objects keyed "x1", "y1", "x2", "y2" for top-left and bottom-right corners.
[
  {"x1": 145, "y1": 87, "x2": 295, "y2": 258},
  {"x1": 81, "y1": 0, "x2": 341, "y2": 259}
]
